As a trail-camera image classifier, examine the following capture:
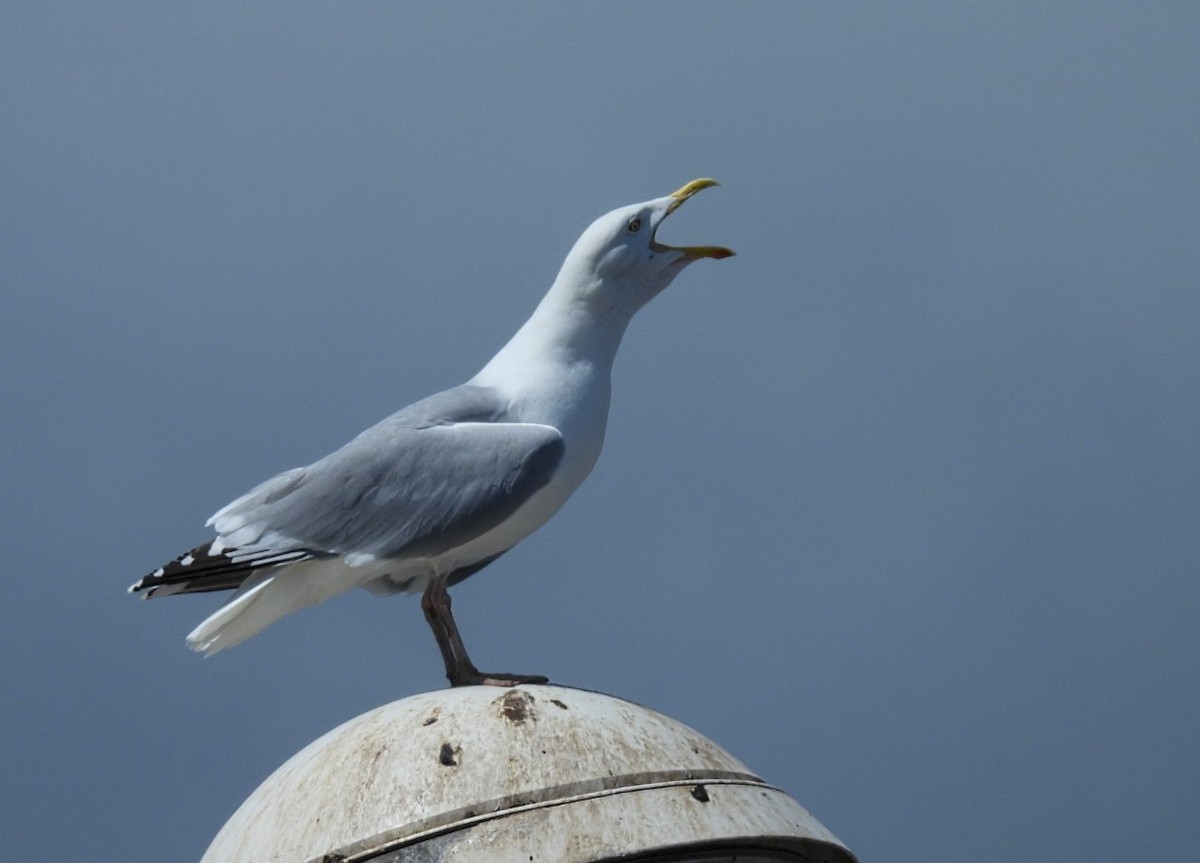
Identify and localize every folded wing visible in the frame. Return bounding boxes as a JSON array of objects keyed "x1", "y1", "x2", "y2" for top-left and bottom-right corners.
[{"x1": 132, "y1": 384, "x2": 565, "y2": 597}]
